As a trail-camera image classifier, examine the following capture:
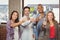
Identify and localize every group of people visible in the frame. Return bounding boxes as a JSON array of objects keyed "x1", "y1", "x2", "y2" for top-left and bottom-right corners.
[{"x1": 6, "y1": 4, "x2": 59, "y2": 40}]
